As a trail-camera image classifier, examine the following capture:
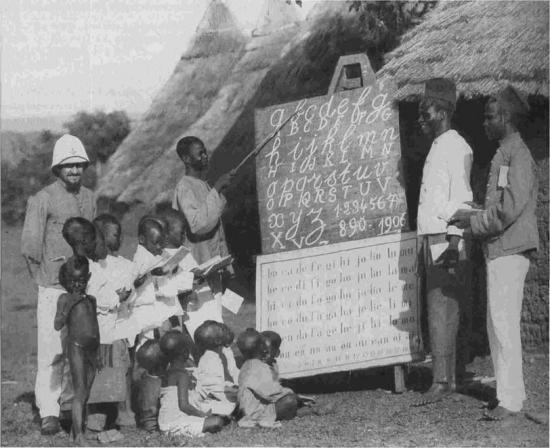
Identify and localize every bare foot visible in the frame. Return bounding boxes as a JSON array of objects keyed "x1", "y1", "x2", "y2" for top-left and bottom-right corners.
[
  {"x1": 412, "y1": 383, "x2": 452, "y2": 407},
  {"x1": 73, "y1": 433, "x2": 85, "y2": 445},
  {"x1": 483, "y1": 406, "x2": 520, "y2": 422}
]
